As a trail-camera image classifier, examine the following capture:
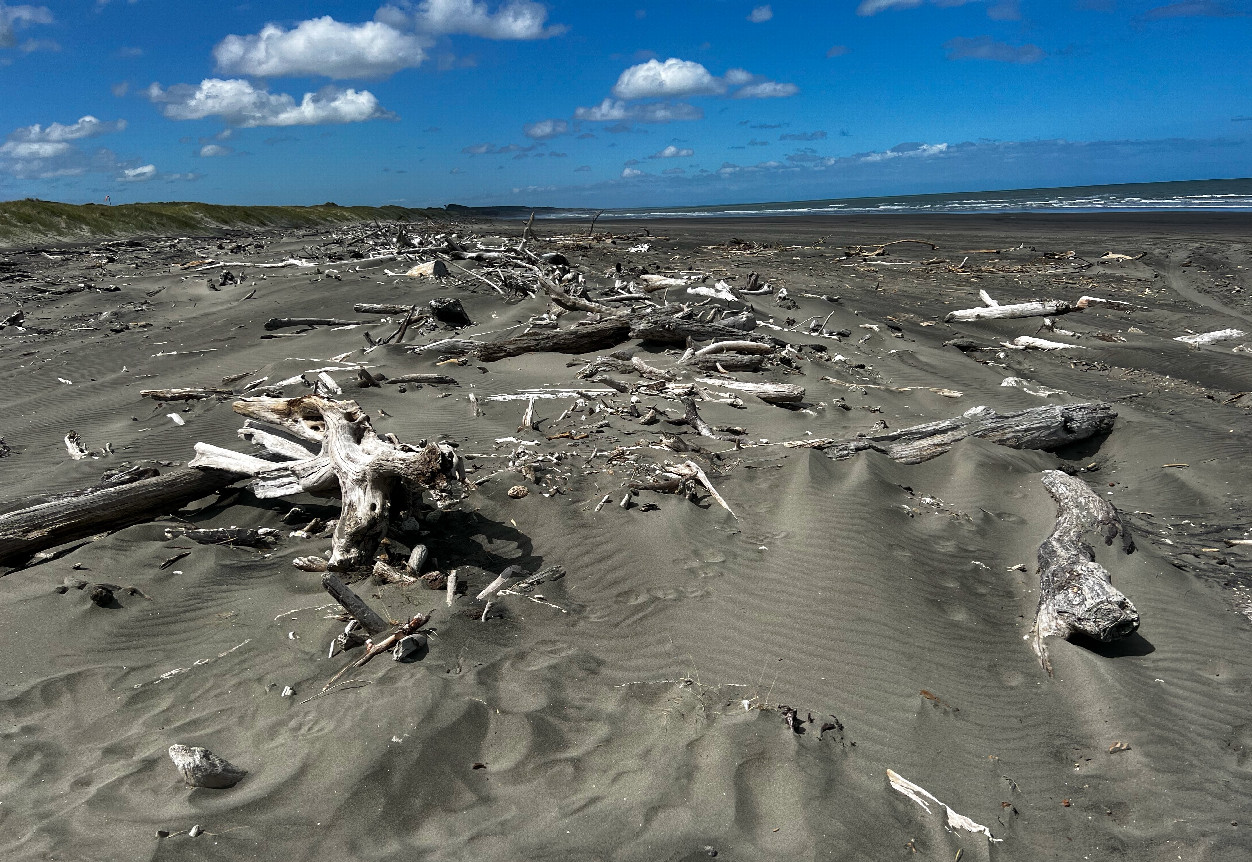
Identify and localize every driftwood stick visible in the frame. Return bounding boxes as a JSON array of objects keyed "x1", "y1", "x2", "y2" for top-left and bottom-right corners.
[
  {"x1": 630, "y1": 312, "x2": 760, "y2": 345},
  {"x1": 694, "y1": 378, "x2": 804, "y2": 404},
  {"x1": 264, "y1": 317, "x2": 378, "y2": 331},
  {"x1": 384, "y1": 373, "x2": 459, "y2": 385},
  {"x1": 0, "y1": 468, "x2": 237, "y2": 564},
  {"x1": 946, "y1": 300, "x2": 1073, "y2": 323},
  {"x1": 321, "y1": 573, "x2": 391, "y2": 636},
  {"x1": 141, "y1": 388, "x2": 234, "y2": 401},
  {"x1": 1032, "y1": 470, "x2": 1139, "y2": 673}
]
